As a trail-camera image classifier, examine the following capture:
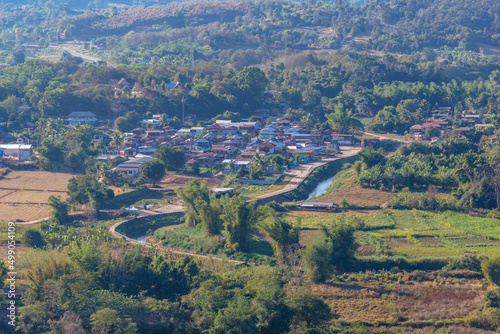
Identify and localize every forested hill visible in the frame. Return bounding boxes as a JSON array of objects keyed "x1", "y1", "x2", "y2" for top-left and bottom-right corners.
[{"x1": 1, "y1": 0, "x2": 499, "y2": 55}]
